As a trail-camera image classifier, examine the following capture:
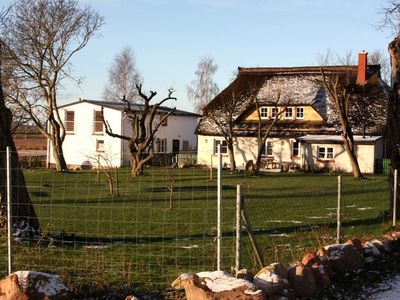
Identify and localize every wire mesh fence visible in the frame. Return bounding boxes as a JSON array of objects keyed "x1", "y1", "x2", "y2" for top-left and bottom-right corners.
[{"x1": 0, "y1": 149, "x2": 396, "y2": 297}]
